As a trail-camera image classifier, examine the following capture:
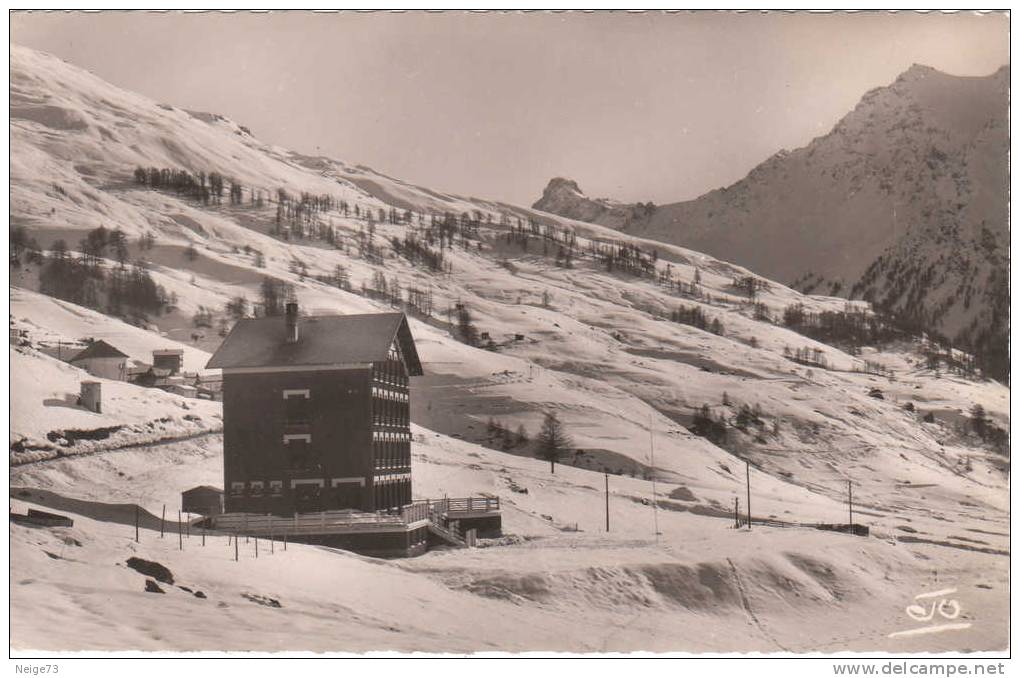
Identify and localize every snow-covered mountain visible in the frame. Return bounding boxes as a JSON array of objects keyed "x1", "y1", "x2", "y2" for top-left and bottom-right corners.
[
  {"x1": 532, "y1": 177, "x2": 654, "y2": 231},
  {"x1": 533, "y1": 64, "x2": 1009, "y2": 380},
  {"x1": 9, "y1": 44, "x2": 1009, "y2": 652}
]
